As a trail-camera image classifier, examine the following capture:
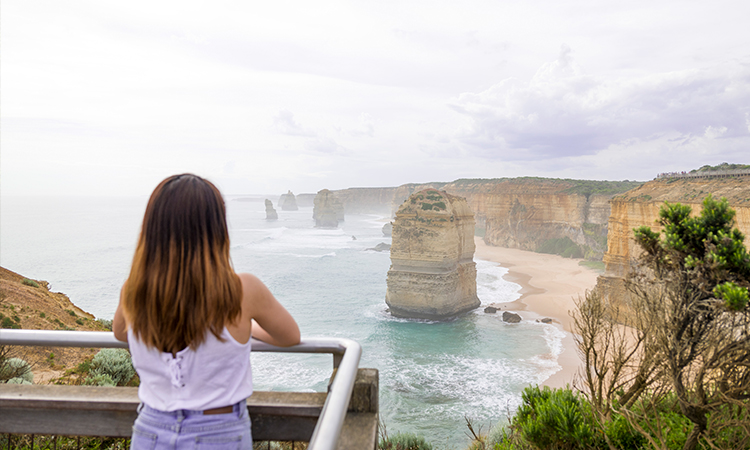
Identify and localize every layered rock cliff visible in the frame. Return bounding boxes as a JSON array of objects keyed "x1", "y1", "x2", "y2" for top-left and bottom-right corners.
[
  {"x1": 330, "y1": 178, "x2": 640, "y2": 259},
  {"x1": 313, "y1": 189, "x2": 344, "y2": 228},
  {"x1": 391, "y1": 179, "x2": 640, "y2": 259},
  {"x1": 600, "y1": 177, "x2": 750, "y2": 290},
  {"x1": 385, "y1": 189, "x2": 480, "y2": 319}
]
